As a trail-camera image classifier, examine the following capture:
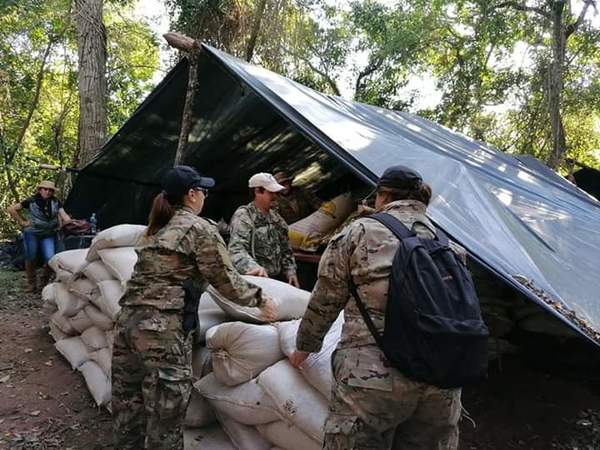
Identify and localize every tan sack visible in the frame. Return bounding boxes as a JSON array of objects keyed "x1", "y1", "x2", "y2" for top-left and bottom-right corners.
[
  {"x1": 195, "y1": 374, "x2": 280, "y2": 426},
  {"x1": 69, "y1": 309, "x2": 94, "y2": 333},
  {"x1": 276, "y1": 313, "x2": 344, "y2": 400},
  {"x1": 206, "y1": 322, "x2": 283, "y2": 386},
  {"x1": 55, "y1": 283, "x2": 87, "y2": 317},
  {"x1": 50, "y1": 311, "x2": 77, "y2": 336},
  {"x1": 97, "y1": 280, "x2": 125, "y2": 320},
  {"x1": 258, "y1": 360, "x2": 328, "y2": 442},
  {"x1": 48, "y1": 249, "x2": 88, "y2": 279},
  {"x1": 86, "y1": 224, "x2": 146, "y2": 261},
  {"x1": 48, "y1": 321, "x2": 69, "y2": 342},
  {"x1": 98, "y1": 247, "x2": 137, "y2": 284},
  {"x1": 42, "y1": 302, "x2": 57, "y2": 315},
  {"x1": 89, "y1": 347, "x2": 112, "y2": 377},
  {"x1": 84, "y1": 305, "x2": 114, "y2": 331},
  {"x1": 41, "y1": 283, "x2": 57, "y2": 304},
  {"x1": 196, "y1": 293, "x2": 230, "y2": 344},
  {"x1": 69, "y1": 277, "x2": 96, "y2": 300},
  {"x1": 216, "y1": 411, "x2": 271, "y2": 450},
  {"x1": 185, "y1": 388, "x2": 216, "y2": 428},
  {"x1": 256, "y1": 421, "x2": 321, "y2": 450},
  {"x1": 207, "y1": 276, "x2": 309, "y2": 324},
  {"x1": 82, "y1": 260, "x2": 116, "y2": 283},
  {"x1": 288, "y1": 192, "x2": 355, "y2": 252},
  {"x1": 81, "y1": 326, "x2": 108, "y2": 350},
  {"x1": 184, "y1": 425, "x2": 235, "y2": 450},
  {"x1": 55, "y1": 336, "x2": 90, "y2": 369},
  {"x1": 78, "y1": 361, "x2": 111, "y2": 406}
]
